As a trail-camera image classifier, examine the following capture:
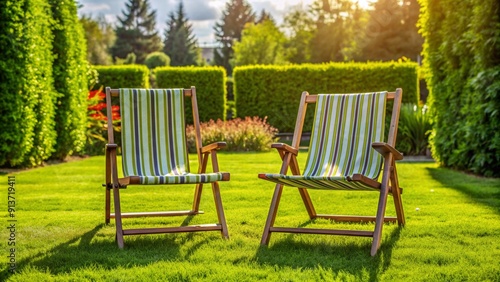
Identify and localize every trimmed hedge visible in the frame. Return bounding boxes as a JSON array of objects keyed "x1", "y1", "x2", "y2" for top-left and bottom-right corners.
[
  {"x1": 50, "y1": 0, "x2": 89, "y2": 159},
  {"x1": 0, "y1": 0, "x2": 56, "y2": 167},
  {"x1": 420, "y1": 0, "x2": 500, "y2": 177},
  {"x1": 94, "y1": 65, "x2": 150, "y2": 89},
  {"x1": 234, "y1": 62, "x2": 419, "y2": 132},
  {"x1": 155, "y1": 66, "x2": 227, "y2": 123}
]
